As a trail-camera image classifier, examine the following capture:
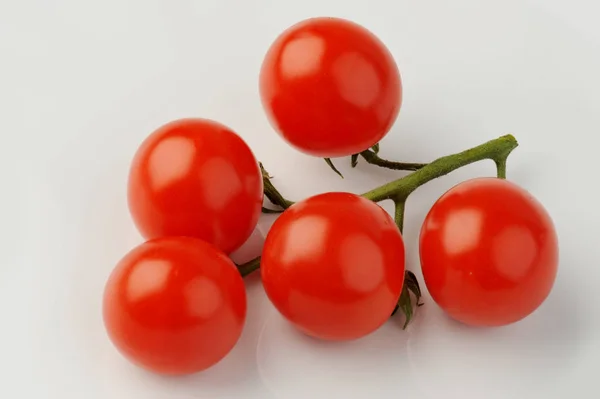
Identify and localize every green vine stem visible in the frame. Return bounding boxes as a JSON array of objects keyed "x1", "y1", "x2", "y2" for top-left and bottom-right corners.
[
  {"x1": 248, "y1": 134, "x2": 518, "y2": 327},
  {"x1": 237, "y1": 256, "x2": 261, "y2": 277},
  {"x1": 362, "y1": 134, "x2": 517, "y2": 203},
  {"x1": 261, "y1": 134, "x2": 517, "y2": 212},
  {"x1": 495, "y1": 158, "x2": 507, "y2": 179},
  {"x1": 324, "y1": 158, "x2": 344, "y2": 178},
  {"x1": 357, "y1": 149, "x2": 427, "y2": 171},
  {"x1": 261, "y1": 207, "x2": 283, "y2": 214},
  {"x1": 393, "y1": 200, "x2": 406, "y2": 233}
]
